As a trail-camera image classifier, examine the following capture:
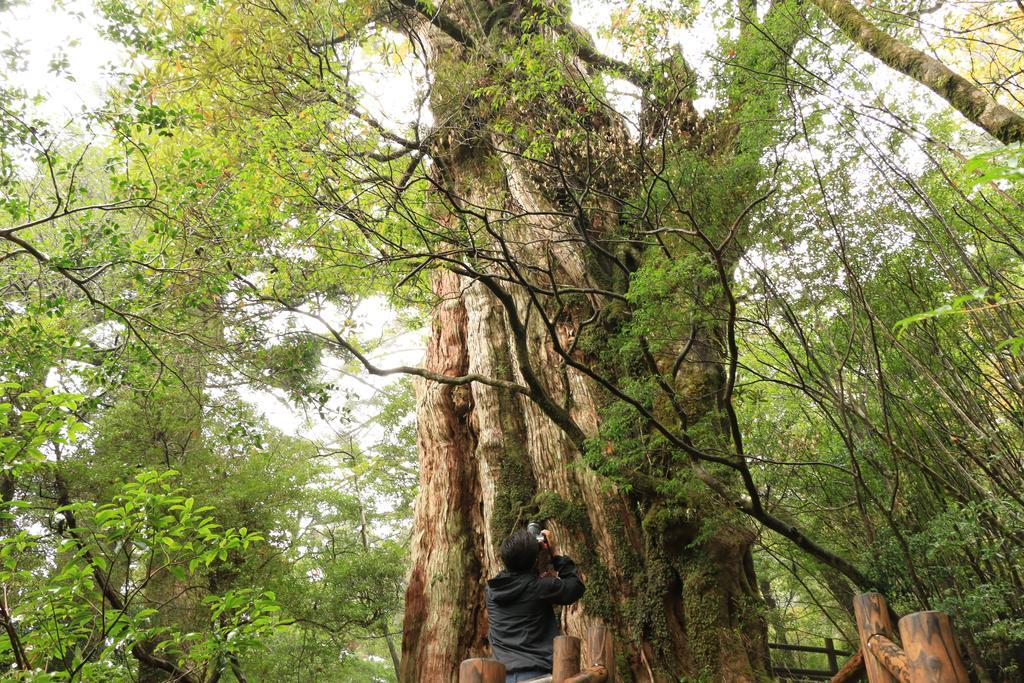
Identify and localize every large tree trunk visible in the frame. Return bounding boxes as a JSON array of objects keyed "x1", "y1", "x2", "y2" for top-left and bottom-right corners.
[
  {"x1": 402, "y1": 272, "x2": 768, "y2": 682},
  {"x1": 393, "y1": 1, "x2": 779, "y2": 677},
  {"x1": 401, "y1": 145, "x2": 769, "y2": 681}
]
